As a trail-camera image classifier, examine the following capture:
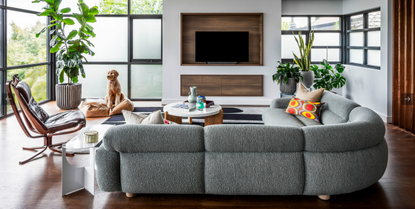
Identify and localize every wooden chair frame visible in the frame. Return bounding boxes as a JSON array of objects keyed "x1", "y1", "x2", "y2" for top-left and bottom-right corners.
[{"x1": 6, "y1": 75, "x2": 85, "y2": 164}]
